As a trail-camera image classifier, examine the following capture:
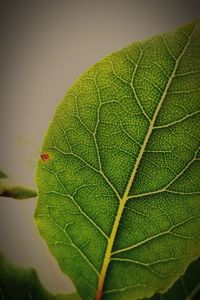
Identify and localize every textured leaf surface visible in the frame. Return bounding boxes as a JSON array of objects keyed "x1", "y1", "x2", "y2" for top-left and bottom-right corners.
[
  {"x1": 150, "y1": 257, "x2": 200, "y2": 300},
  {"x1": 35, "y1": 22, "x2": 200, "y2": 300},
  {"x1": 0, "y1": 253, "x2": 80, "y2": 300}
]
